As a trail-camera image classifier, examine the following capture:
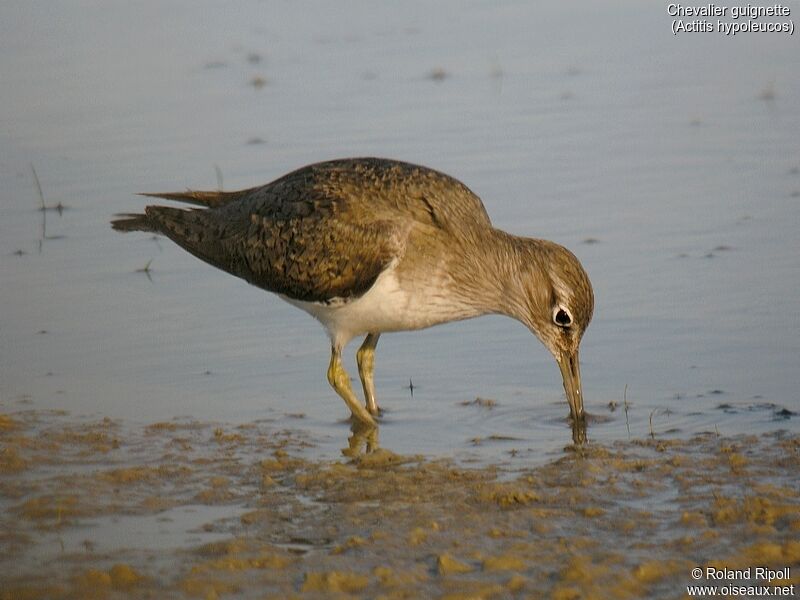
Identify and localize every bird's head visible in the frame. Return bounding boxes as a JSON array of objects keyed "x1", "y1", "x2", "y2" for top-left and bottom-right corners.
[{"x1": 510, "y1": 240, "x2": 594, "y2": 427}]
